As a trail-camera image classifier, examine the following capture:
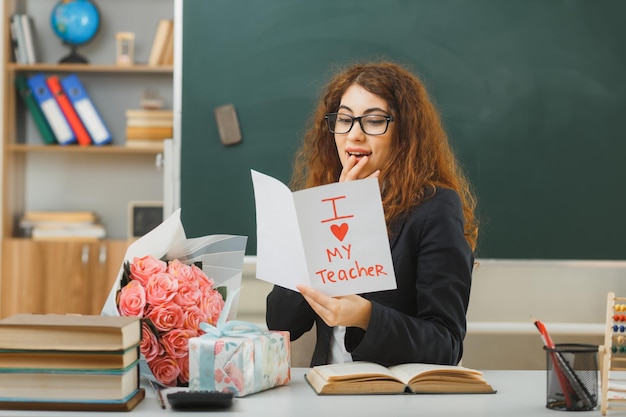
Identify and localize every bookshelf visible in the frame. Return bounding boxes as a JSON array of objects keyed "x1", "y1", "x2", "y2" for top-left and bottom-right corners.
[{"x1": 0, "y1": 0, "x2": 174, "y2": 318}]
